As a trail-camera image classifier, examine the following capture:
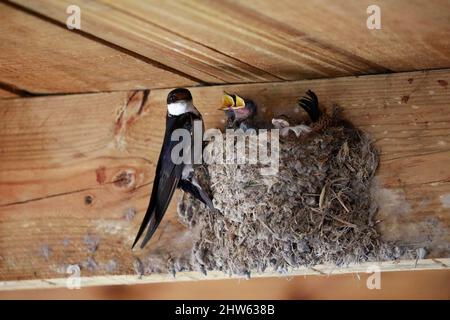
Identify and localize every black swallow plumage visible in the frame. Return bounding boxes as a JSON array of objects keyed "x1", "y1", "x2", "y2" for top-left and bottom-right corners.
[
  {"x1": 298, "y1": 89, "x2": 332, "y2": 132},
  {"x1": 298, "y1": 90, "x2": 321, "y2": 122},
  {"x1": 132, "y1": 88, "x2": 214, "y2": 249}
]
